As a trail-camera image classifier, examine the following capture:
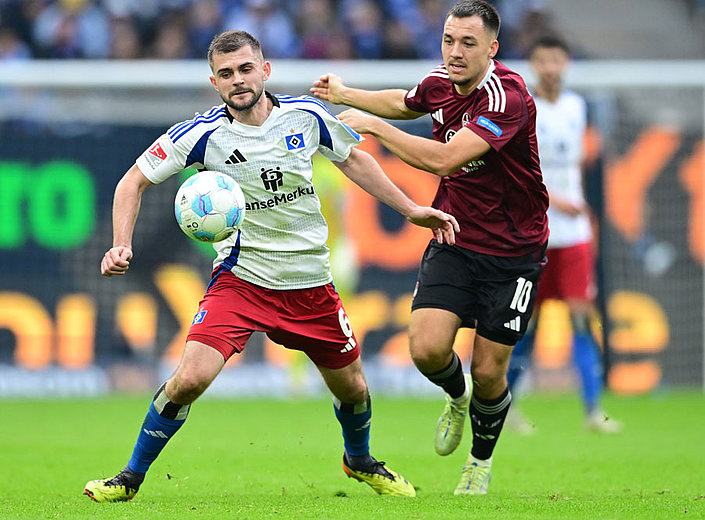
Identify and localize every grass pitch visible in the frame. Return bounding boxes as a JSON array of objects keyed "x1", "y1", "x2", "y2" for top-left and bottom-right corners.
[{"x1": 0, "y1": 390, "x2": 703, "y2": 519}]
